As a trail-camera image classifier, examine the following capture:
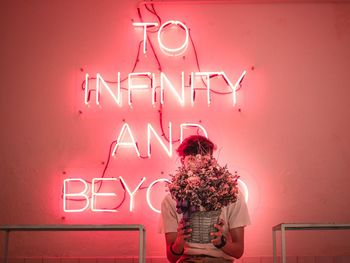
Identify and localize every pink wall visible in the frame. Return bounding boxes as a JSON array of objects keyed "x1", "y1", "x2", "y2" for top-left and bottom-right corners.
[{"x1": 1, "y1": 0, "x2": 350, "y2": 260}]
